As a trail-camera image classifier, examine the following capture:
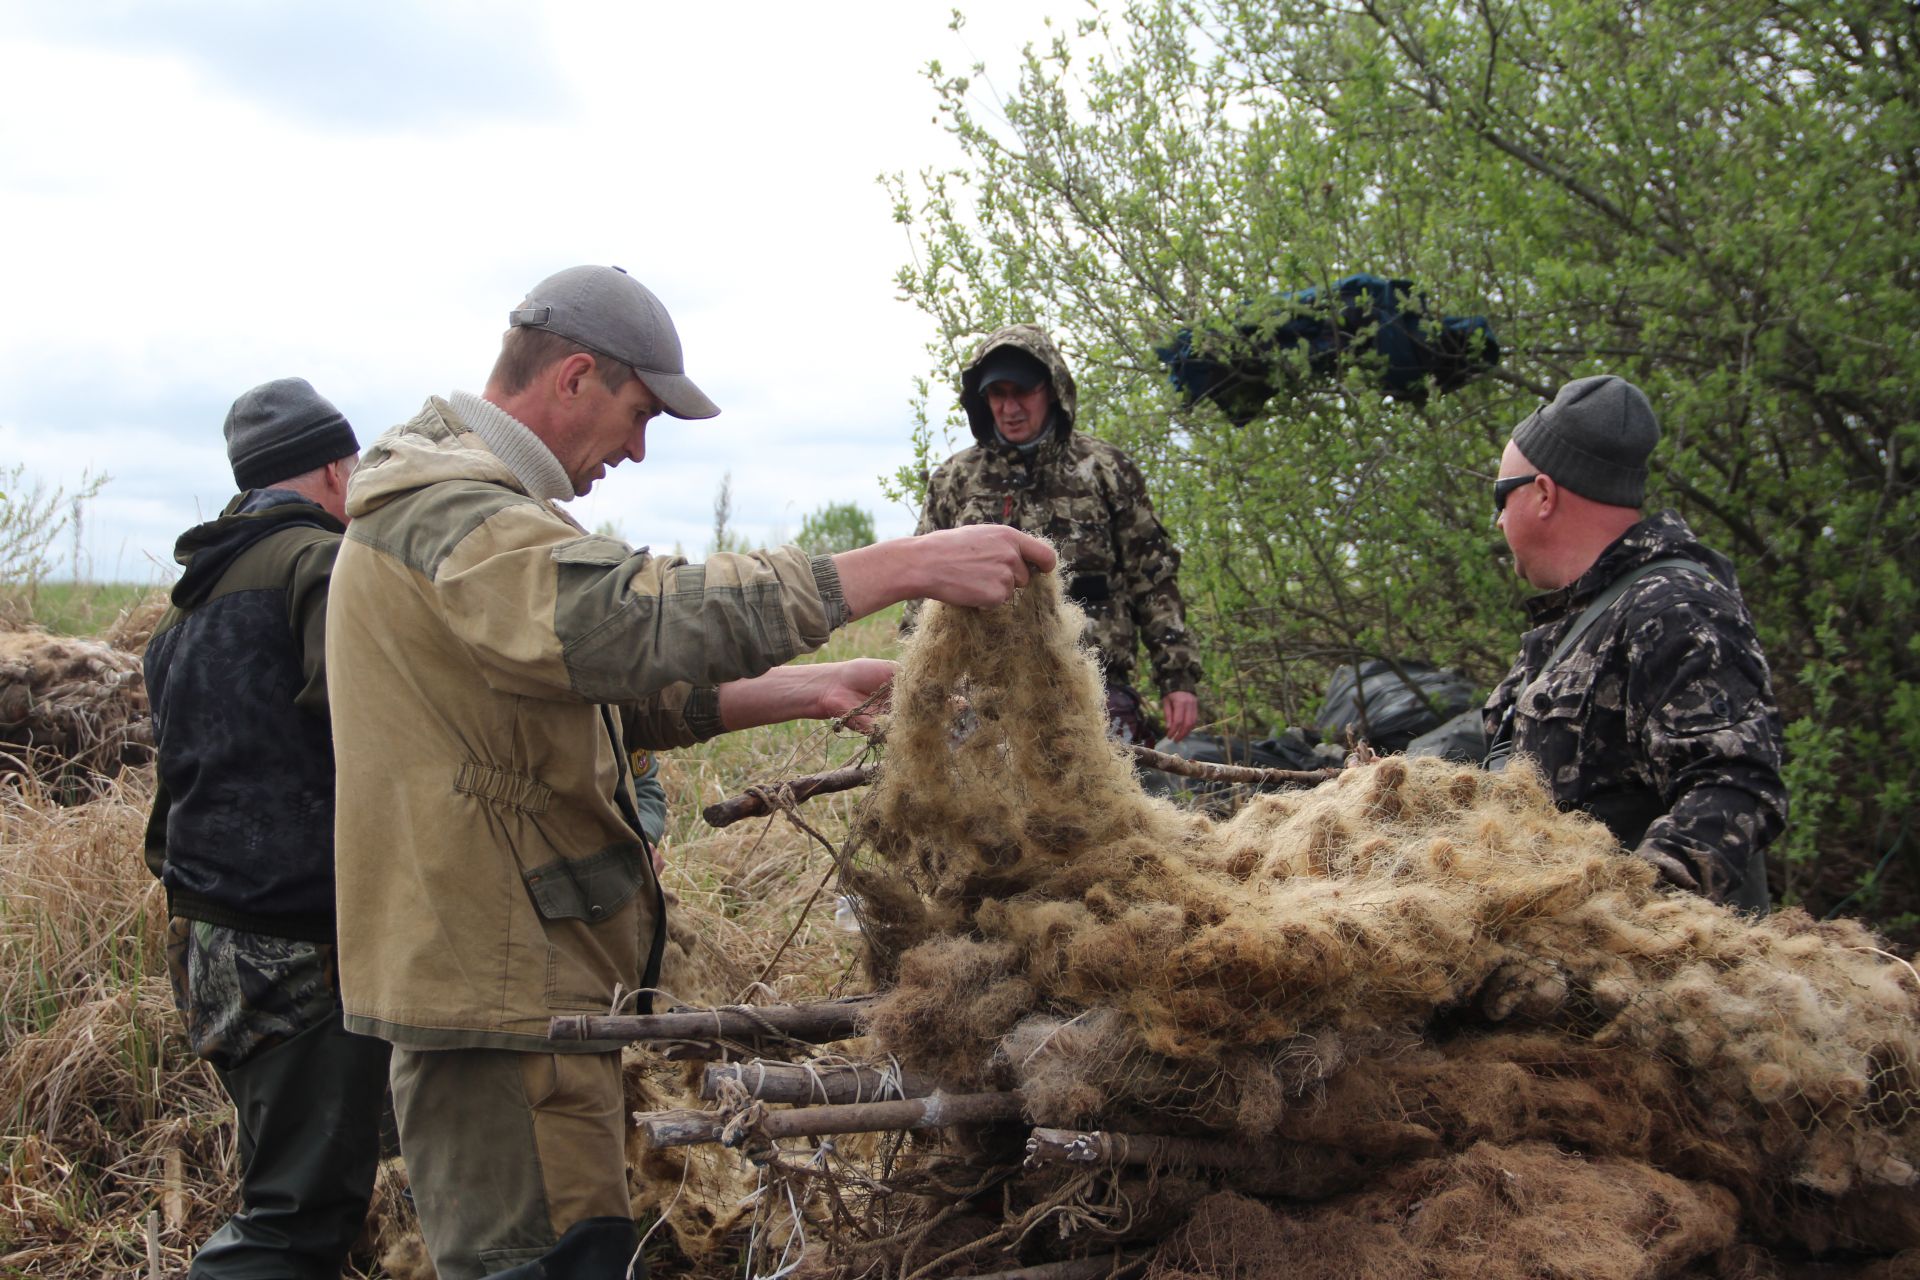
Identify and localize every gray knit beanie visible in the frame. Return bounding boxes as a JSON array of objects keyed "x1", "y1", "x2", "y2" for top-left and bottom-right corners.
[
  {"x1": 223, "y1": 378, "x2": 360, "y2": 491},
  {"x1": 1509, "y1": 374, "x2": 1660, "y2": 507}
]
